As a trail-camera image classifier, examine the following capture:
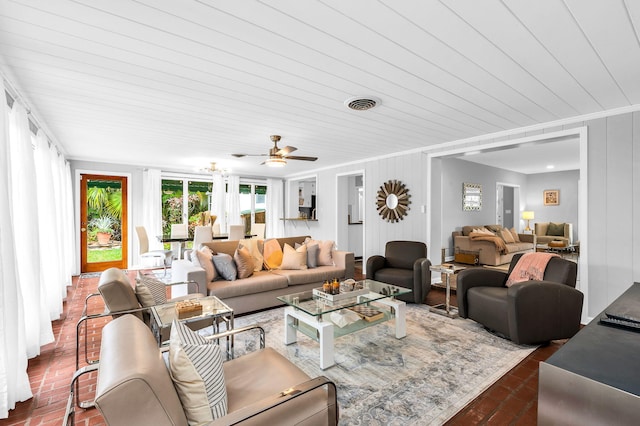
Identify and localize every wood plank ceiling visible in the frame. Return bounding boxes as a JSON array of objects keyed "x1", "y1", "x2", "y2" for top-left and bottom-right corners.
[{"x1": 1, "y1": 0, "x2": 639, "y2": 177}]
